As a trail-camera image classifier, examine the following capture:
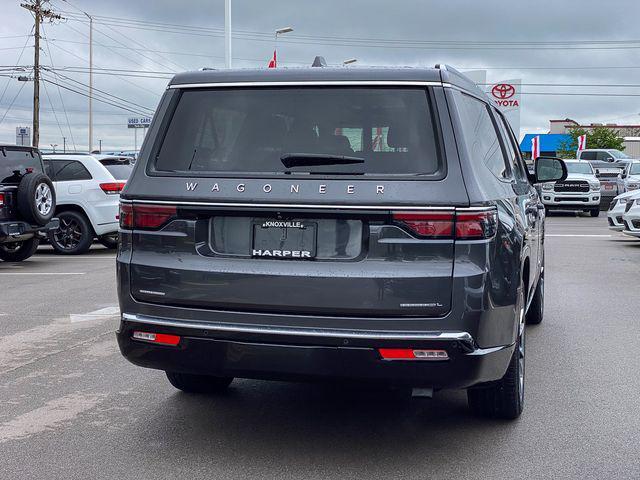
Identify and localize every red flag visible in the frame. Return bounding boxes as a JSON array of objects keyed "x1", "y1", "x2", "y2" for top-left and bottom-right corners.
[
  {"x1": 268, "y1": 50, "x2": 277, "y2": 68},
  {"x1": 531, "y1": 135, "x2": 540, "y2": 160},
  {"x1": 577, "y1": 134, "x2": 587, "y2": 152}
]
